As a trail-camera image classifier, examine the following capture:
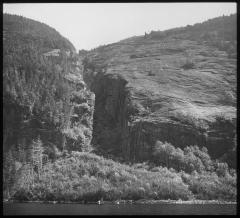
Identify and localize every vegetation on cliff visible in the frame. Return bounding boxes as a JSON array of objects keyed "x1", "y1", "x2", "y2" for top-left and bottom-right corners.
[
  {"x1": 3, "y1": 13, "x2": 94, "y2": 199},
  {"x1": 3, "y1": 13, "x2": 94, "y2": 155}
]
